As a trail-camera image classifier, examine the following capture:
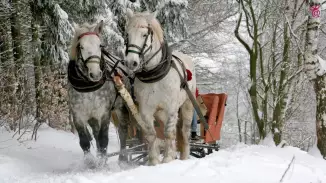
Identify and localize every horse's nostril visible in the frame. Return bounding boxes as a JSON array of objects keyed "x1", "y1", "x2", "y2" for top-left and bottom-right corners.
[
  {"x1": 133, "y1": 61, "x2": 138, "y2": 67},
  {"x1": 89, "y1": 73, "x2": 94, "y2": 79}
]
